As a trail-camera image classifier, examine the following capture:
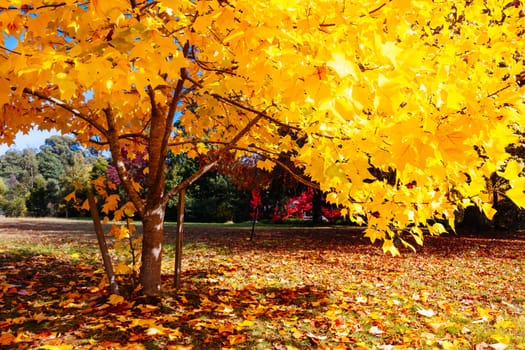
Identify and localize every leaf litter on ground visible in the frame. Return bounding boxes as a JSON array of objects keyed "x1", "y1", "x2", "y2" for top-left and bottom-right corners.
[{"x1": 0, "y1": 218, "x2": 524, "y2": 349}]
